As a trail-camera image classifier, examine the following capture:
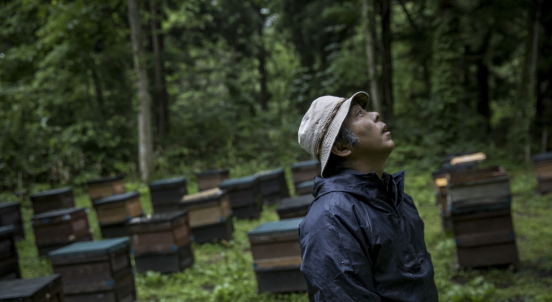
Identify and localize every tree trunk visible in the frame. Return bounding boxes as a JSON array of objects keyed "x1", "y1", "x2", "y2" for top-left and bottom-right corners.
[
  {"x1": 380, "y1": 0, "x2": 394, "y2": 120},
  {"x1": 128, "y1": 0, "x2": 153, "y2": 182},
  {"x1": 149, "y1": 0, "x2": 169, "y2": 143},
  {"x1": 362, "y1": 0, "x2": 382, "y2": 114},
  {"x1": 257, "y1": 15, "x2": 269, "y2": 111}
]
